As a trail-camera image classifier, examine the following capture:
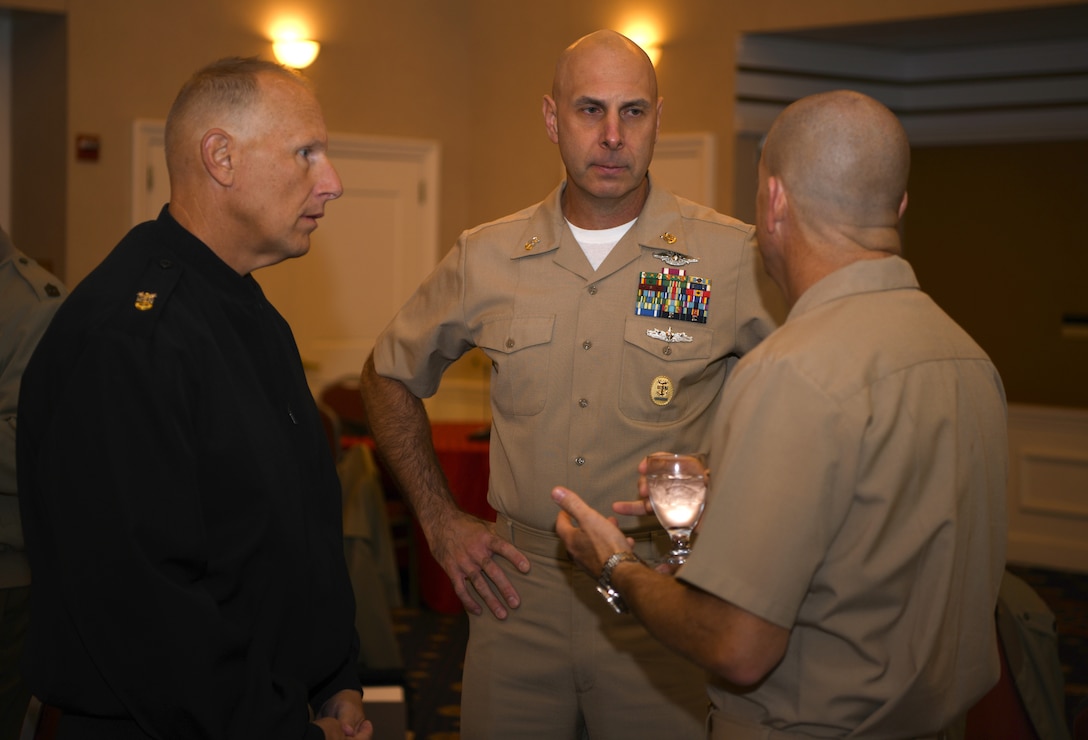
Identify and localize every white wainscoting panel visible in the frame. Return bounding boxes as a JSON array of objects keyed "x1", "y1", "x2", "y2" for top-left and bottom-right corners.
[{"x1": 1006, "y1": 403, "x2": 1088, "y2": 574}]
